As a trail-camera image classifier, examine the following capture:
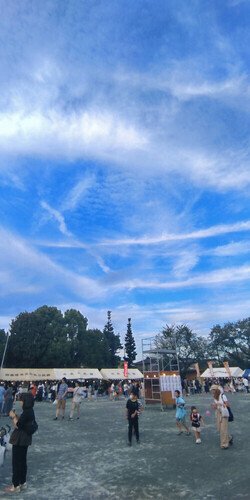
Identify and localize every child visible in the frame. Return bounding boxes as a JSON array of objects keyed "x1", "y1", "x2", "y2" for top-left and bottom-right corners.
[
  {"x1": 190, "y1": 406, "x2": 205, "y2": 444},
  {"x1": 174, "y1": 390, "x2": 190, "y2": 436}
]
